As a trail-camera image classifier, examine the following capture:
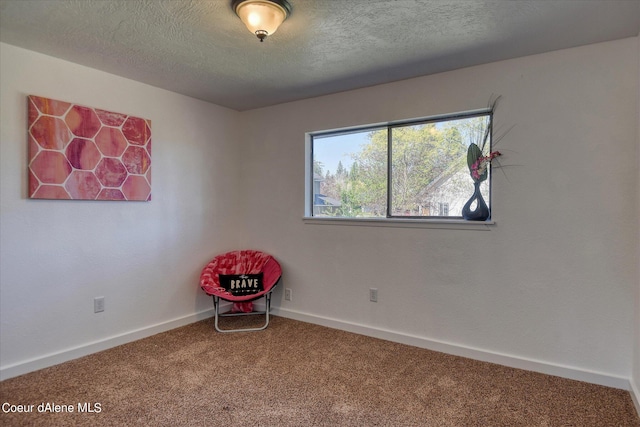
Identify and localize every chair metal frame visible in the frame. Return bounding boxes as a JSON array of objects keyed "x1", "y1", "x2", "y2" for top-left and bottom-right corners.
[
  {"x1": 212, "y1": 283, "x2": 278, "y2": 333},
  {"x1": 200, "y1": 250, "x2": 282, "y2": 333}
]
